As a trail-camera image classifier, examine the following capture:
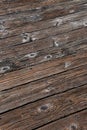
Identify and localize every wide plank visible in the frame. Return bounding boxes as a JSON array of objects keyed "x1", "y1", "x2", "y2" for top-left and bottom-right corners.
[
  {"x1": 37, "y1": 109, "x2": 87, "y2": 130},
  {"x1": 0, "y1": 50, "x2": 87, "y2": 91},
  {"x1": 0, "y1": 1, "x2": 87, "y2": 39},
  {"x1": 2, "y1": 9, "x2": 87, "y2": 31},
  {"x1": 0, "y1": 64, "x2": 87, "y2": 114},
  {"x1": 0, "y1": 0, "x2": 86, "y2": 17},
  {"x1": 0, "y1": 28, "x2": 87, "y2": 75},
  {"x1": 0, "y1": 84, "x2": 87, "y2": 130}
]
